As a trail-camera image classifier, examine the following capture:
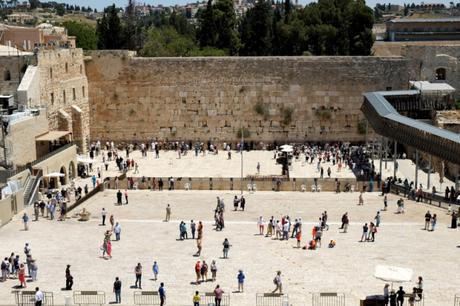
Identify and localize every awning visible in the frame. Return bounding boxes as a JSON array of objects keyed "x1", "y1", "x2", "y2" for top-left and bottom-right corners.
[
  {"x1": 374, "y1": 265, "x2": 413, "y2": 283},
  {"x1": 77, "y1": 156, "x2": 96, "y2": 164},
  {"x1": 36, "y1": 131, "x2": 71, "y2": 142},
  {"x1": 44, "y1": 172, "x2": 65, "y2": 178},
  {"x1": 409, "y1": 81, "x2": 455, "y2": 94}
]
